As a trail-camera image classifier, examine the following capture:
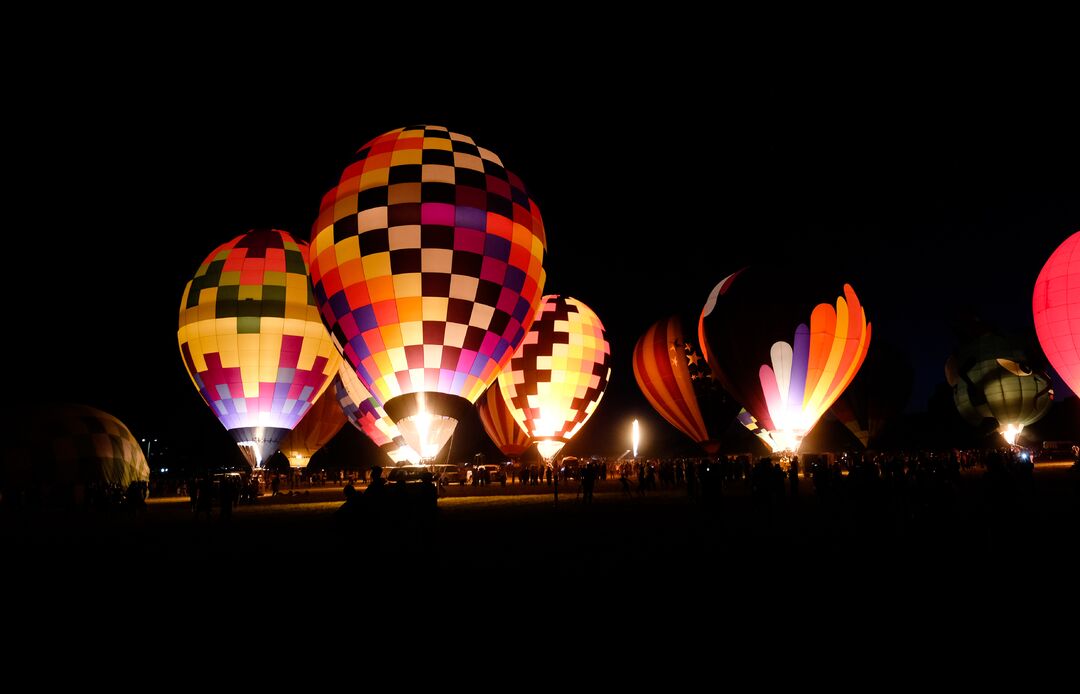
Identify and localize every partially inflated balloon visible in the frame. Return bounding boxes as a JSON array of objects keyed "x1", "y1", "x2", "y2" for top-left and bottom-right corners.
[
  {"x1": 699, "y1": 268, "x2": 871, "y2": 452},
  {"x1": 334, "y1": 362, "x2": 417, "y2": 465},
  {"x1": 1033, "y1": 232, "x2": 1080, "y2": 396},
  {"x1": 278, "y1": 386, "x2": 347, "y2": 469},
  {"x1": 309, "y1": 126, "x2": 546, "y2": 460},
  {"x1": 178, "y1": 229, "x2": 341, "y2": 467},
  {"x1": 3, "y1": 404, "x2": 149, "y2": 504},
  {"x1": 498, "y1": 296, "x2": 611, "y2": 461},
  {"x1": 829, "y1": 342, "x2": 913, "y2": 448},
  {"x1": 946, "y1": 332, "x2": 1053, "y2": 445},
  {"x1": 477, "y1": 383, "x2": 530, "y2": 458},
  {"x1": 633, "y1": 315, "x2": 739, "y2": 454}
]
